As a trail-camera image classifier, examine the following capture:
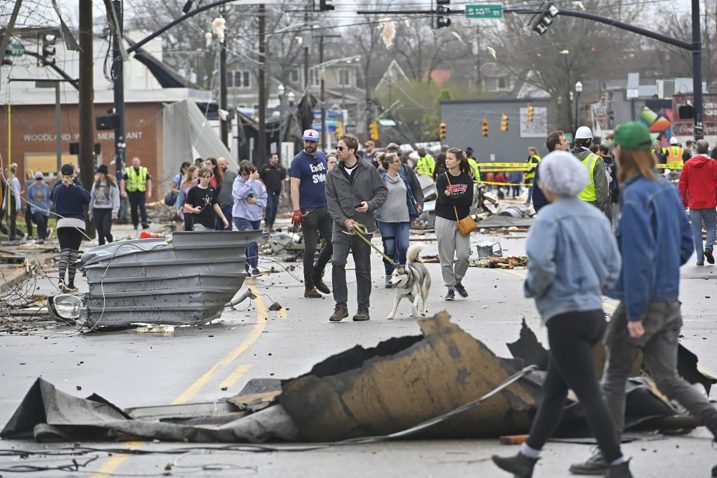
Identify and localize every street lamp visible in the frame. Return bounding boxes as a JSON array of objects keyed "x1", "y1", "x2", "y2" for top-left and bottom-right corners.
[{"x1": 574, "y1": 80, "x2": 583, "y2": 134}]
